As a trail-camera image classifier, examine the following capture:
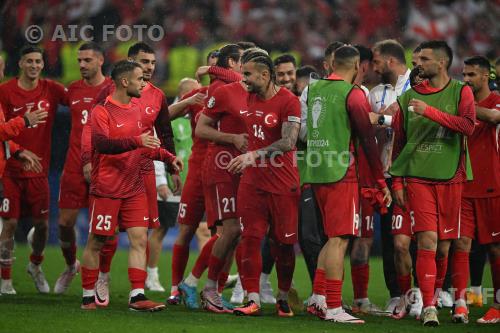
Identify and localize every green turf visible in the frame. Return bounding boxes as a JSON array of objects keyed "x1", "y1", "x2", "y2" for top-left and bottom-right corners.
[{"x1": 0, "y1": 245, "x2": 497, "y2": 333}]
